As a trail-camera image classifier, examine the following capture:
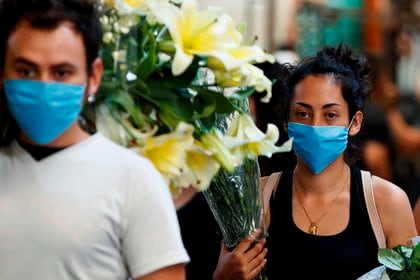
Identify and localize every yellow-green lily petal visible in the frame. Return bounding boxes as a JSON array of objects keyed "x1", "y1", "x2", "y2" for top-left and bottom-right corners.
[
  {"x1": 172, "y1": 44, "x2": 194, "y2": 76},
  {"x1": 106, "y1": 0, "x2": 144, "y2": 14},
  {"x1": 226, "y1": 113, "x2": 264, "y2": 141},
  {"x1": 120, "y1": 117, "x2": 158, "y2": 146},
  {"x1": 245, "y1": 64, "x2": 273, "y2": 102},
  {"x1": 139, "y1": 122, "x2": 194, "y2": 178},
  {"x1": 177, "y1": 142, "x2": 221, "y2": 191},
  {"x1": 210, "y1": 61, "x2": 273, "y2": 102},
  {"x1": 125, "y1": 0, "x2": 144, "y2": 8},
  {"x1": 186, "y1": 152, "x2": 220, "y2": 191},
  {"x1": 211, "y1": 64, "x2": 251, "y2": 88},
  {"x1": 200, "y1": 129, "x2": 239, "y2": 172},
  {"x1": 225, "y1": 113, "x2": 292, "y2": 159},
  {"x1": 229, "y1": 45, "x2": 275, "y2": 64}
]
